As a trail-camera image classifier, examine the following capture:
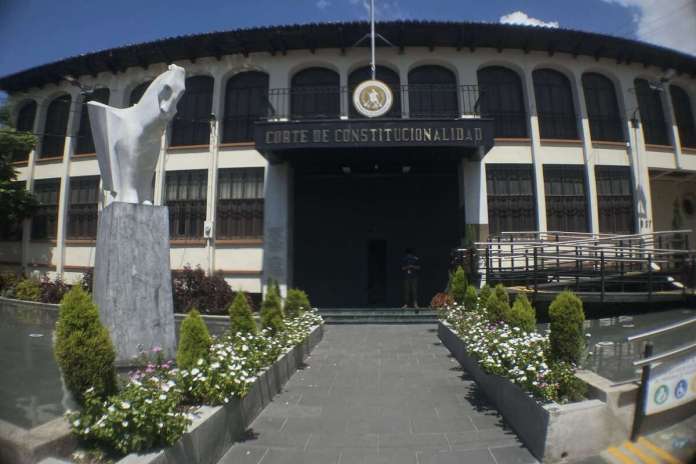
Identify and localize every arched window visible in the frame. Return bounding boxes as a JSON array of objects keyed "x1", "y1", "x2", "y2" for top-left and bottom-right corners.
[
  {"x1": 40, "y1": 94, "x2": 71, "y2": 158},
  {"x1": 75, "y1": 88, "x2": 110, "y2": 155},
  {"x1": 170, "y1": 75, "x2": 214, "y2": 147},
  {"x1": 670, "y1": 85, "x2": 696, "y2": 149},
  {"x1": 348, "y1": 65, "x2": 401, "y2": 118},
  {"x1": 477, "y1": 66, "x2": 526, "y2": 138},
  {"x1": 13, "y1": 101, "x2": 36, "y2": 162},
  {"x1": 408, "y1": 65, "x2": 458, "y2": 118},
  {"x1": 129, "y1": 81, "x2": 151, "y2": 106},
  {"x1": 582, "y1": 73, "x2": 623, "y2": 142},
  {"x1": 222, "y1": 71, "x2": 270, "y2": 143},
  {"x1": 635, "y1": 78, "x2": 669, "y2": 146},
  {"x1": 290, "y1": 67, "x2": 340, "y2": 119},
  {"x1": 533, "y1": 69, "x2": 578, "y2": 139}
]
